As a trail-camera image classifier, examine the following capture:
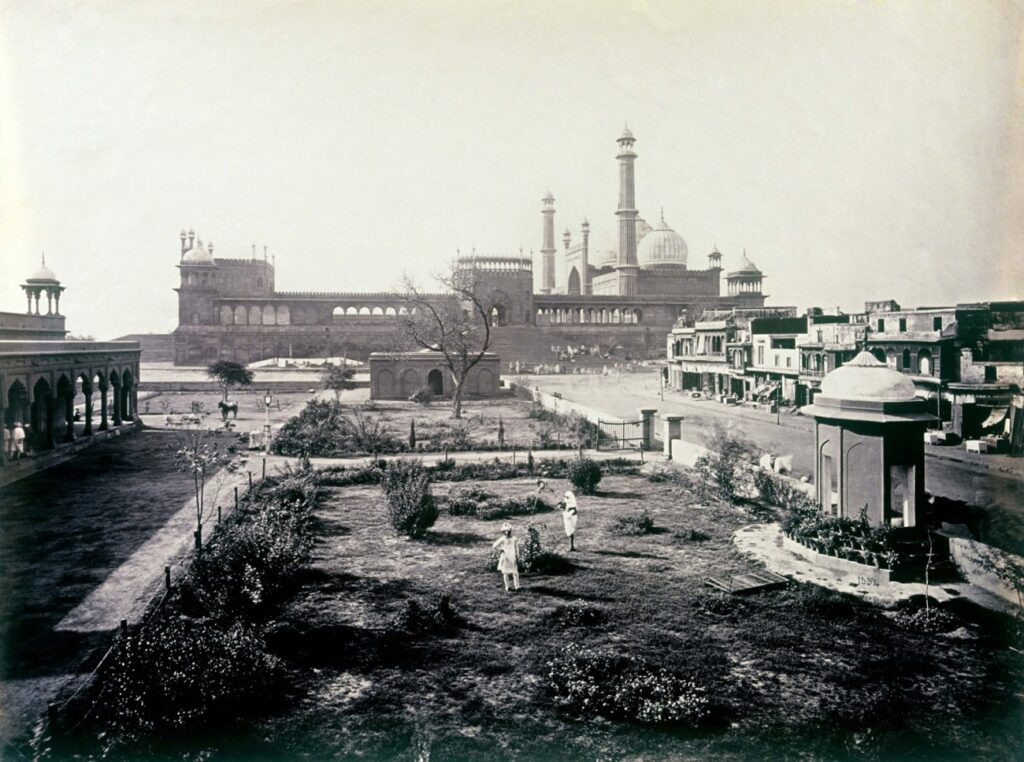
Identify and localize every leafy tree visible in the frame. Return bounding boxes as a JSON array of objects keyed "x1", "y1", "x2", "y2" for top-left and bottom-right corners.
[
  {"x1": 398, "y1": 261, "x2": 496, "y2": 419},
  {"x1": 322, "y1": 363, "x2": 356, "y2": 400},
  {"x1": 206, "y1": 361, "x2": 254, "y2": 402}
]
